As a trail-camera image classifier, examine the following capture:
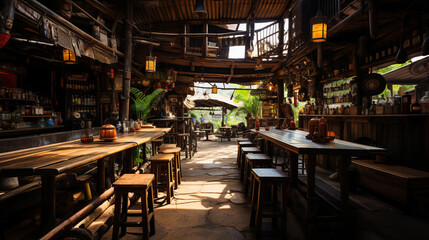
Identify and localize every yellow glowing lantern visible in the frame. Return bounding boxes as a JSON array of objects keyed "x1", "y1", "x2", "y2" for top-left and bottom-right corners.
[
  {"x1": 145, "y1": 56, "x2": 156, "y2": 72},
  {"x1": 63, "y1": 49, "x2": 76, "y2": 64},
  {"x1": 311, "y1": 13, "x2": 327, "y2": 43},
  {"x1": 212, "y1": 84, "x2": 217, "y2": 94},
  {"x1": 267, "y1": 82, "x2": 274, "y2": 91}
]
